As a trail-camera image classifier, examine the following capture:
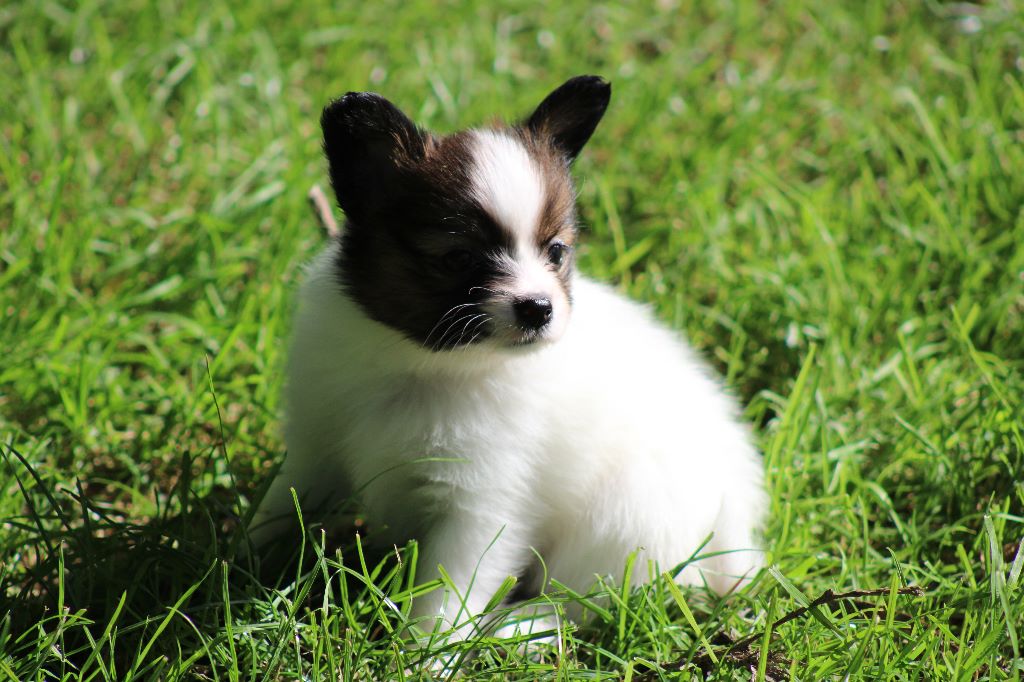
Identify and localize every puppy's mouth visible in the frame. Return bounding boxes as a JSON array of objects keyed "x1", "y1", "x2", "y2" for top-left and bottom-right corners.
[
  {"x1": 509, "y1": 327, "x2": 547, "y2": 347},
  {"x1": 488, "y1": 320, "x2": 562, "y2": 352},
  {"x1": 427, "y1": 322, "x2": 550, "y2": 352}
]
